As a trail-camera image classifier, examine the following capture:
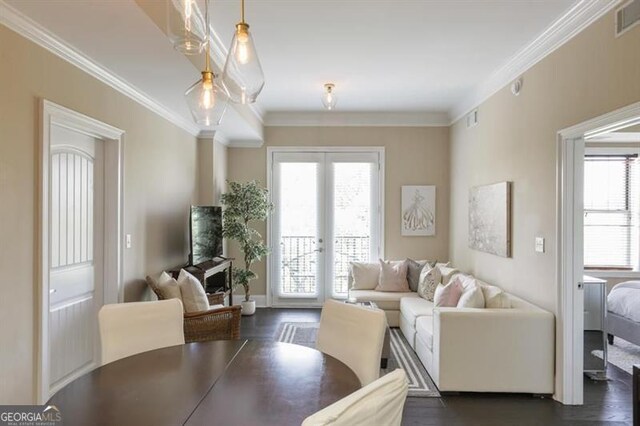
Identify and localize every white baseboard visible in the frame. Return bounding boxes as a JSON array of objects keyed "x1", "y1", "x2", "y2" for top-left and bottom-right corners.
[{"x1": 226, "y1": 294, "x2": 268, "y2": 308}]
